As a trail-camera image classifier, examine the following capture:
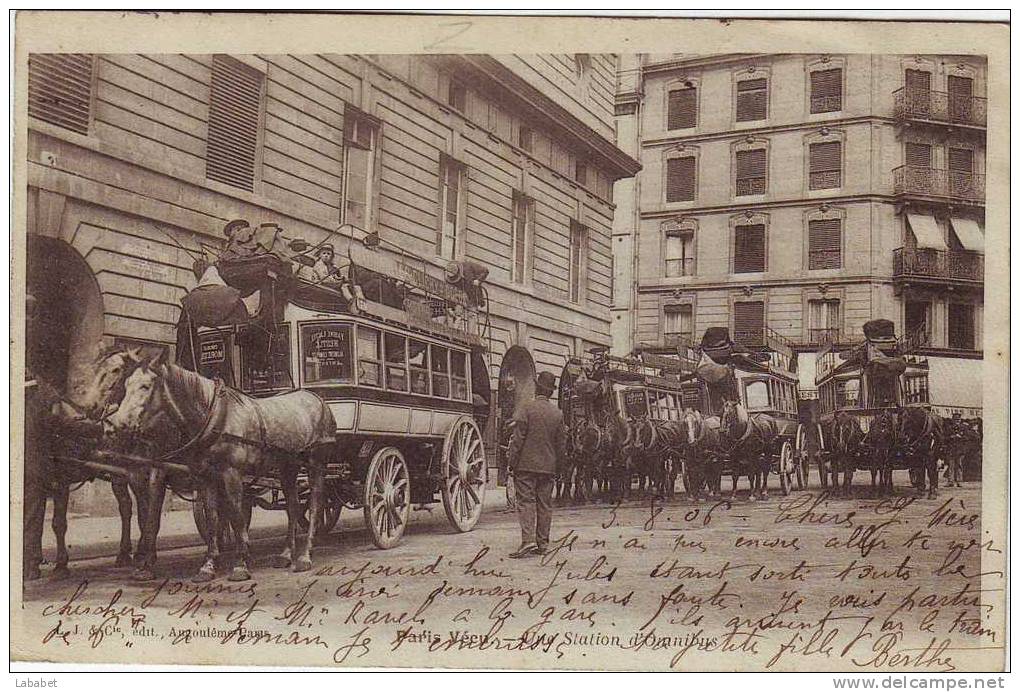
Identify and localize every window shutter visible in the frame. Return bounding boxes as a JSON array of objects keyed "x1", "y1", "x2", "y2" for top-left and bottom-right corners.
[
  {"x1": 666, "y1": 157, "x2": 696, "y2": 202},
  {"x1": 810, "y1": 68, "x2": 842, "y2": 113},
  {"x1": 735, "y1": 148, "x2": 767, "y2": 195},
  {"x1": 905, "y1": 142, "x2": 932, "y2": 168},
  {"x1": 206, "y1": 55, "x2": 264, "y2": 192},
  {"x1": 905, "y1": 69, "x2": 931, "y2": 93},
  {"x1": 809, "y1": 218, "x2": 842, "y2": 269},
  {"x1": 948, "y1": 147, "x2": 973, "y2": 172},
  {"x1": 733, "y1": 301, "x2": 765, "y2": 344},
  {"x1": 734, "y1": 223, "x2": 766, "y2": 273},
  {"x1": 736, "y1": 78, "x2": 767, "y2": 121},
  {"x1": 947, "y1": 75, "x2": 973, "y2": 98},
  {"x1": 28, "y1": 54, "x2": 94, "y2": 135},
  {"x1": 667, "y1": 88, "x2": 697, "y2": 129},
  {"x1": 809, "y1": 141, "x2": 842, "y2": 189}
]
